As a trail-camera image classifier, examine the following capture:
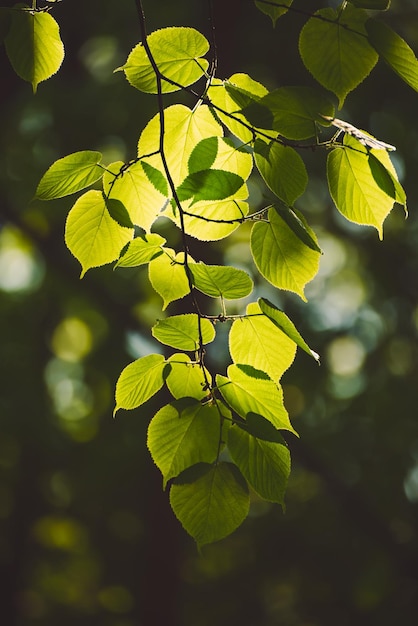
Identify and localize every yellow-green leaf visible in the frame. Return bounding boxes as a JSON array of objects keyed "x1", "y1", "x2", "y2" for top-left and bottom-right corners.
[
  {"x1": 114, "y1": 354, "x2": 166, "y2": 414},
  {"x1": 35, "y1": 151, "x2": 103, "y2": 200},
  {"x1": 65, "y1": 190, "x2": 133, "y2": 277},
  {"x1": 5, "y1": 5, "x2": 64, "y2": 92}
]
